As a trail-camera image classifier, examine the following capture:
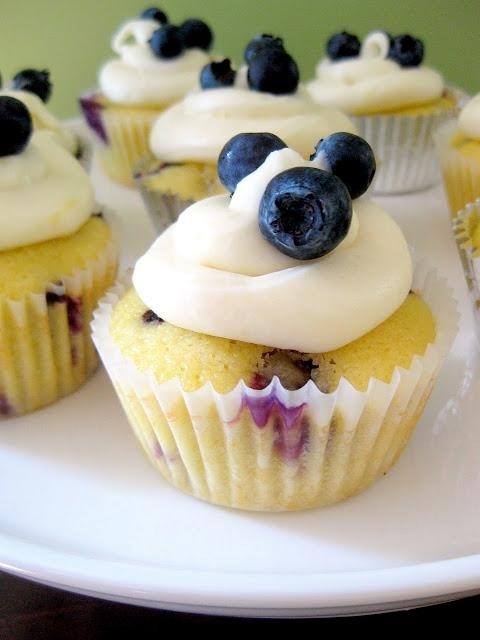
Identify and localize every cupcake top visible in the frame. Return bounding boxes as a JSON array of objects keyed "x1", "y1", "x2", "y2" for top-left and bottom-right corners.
[
  {"x1": 148, "y1": 35, "x2": 357, "y2": 163},
  {"x1": 1, "y1": 68, "x2": 77, "y2": 154},
  {"x1": 0, "y1": 96, "x2": 94, "y2": 252},
  {"x1": 98, "y1": 7, "x2": 213, "y2": 107},
  {"x1": 133, "y1": 131, "x2": 413, "y2": 352},
  {"x1": 458, "y1": 93, "x2": 480, "y2": 139},
  {"x1": 306, "y1": 30, "x2": 445, "y2": 115}
]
